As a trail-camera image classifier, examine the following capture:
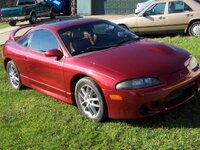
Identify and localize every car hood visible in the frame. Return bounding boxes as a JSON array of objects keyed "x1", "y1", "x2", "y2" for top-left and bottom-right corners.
[{"x1": 77, "y1": 41, "x2": 190, "y2": 79}]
